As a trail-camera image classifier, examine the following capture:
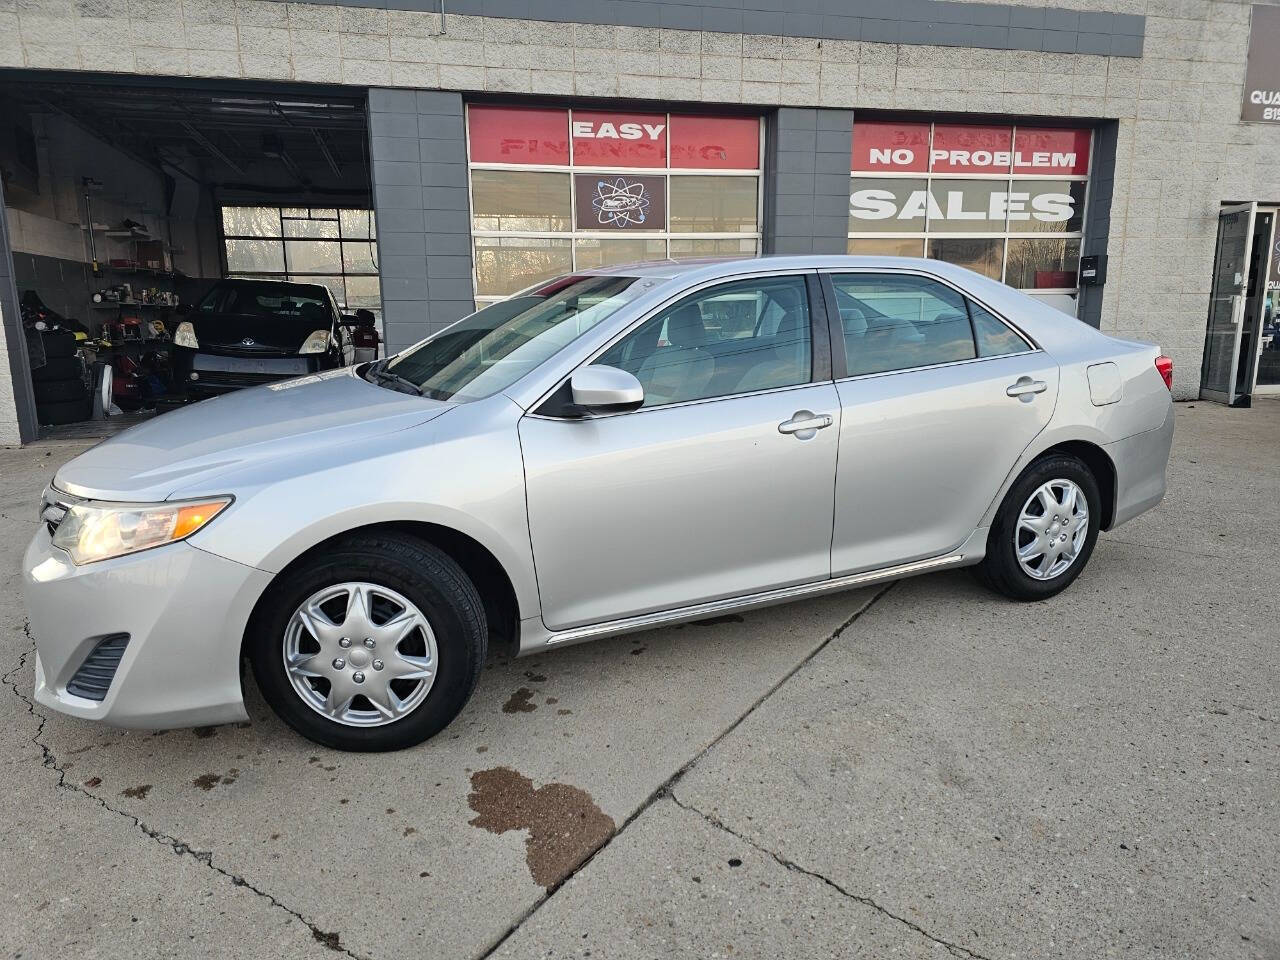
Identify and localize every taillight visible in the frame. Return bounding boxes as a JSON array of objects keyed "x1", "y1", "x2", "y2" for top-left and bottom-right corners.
[{"x1": 1155, "y1": 354, "x2": 1173, "y2": 391}]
